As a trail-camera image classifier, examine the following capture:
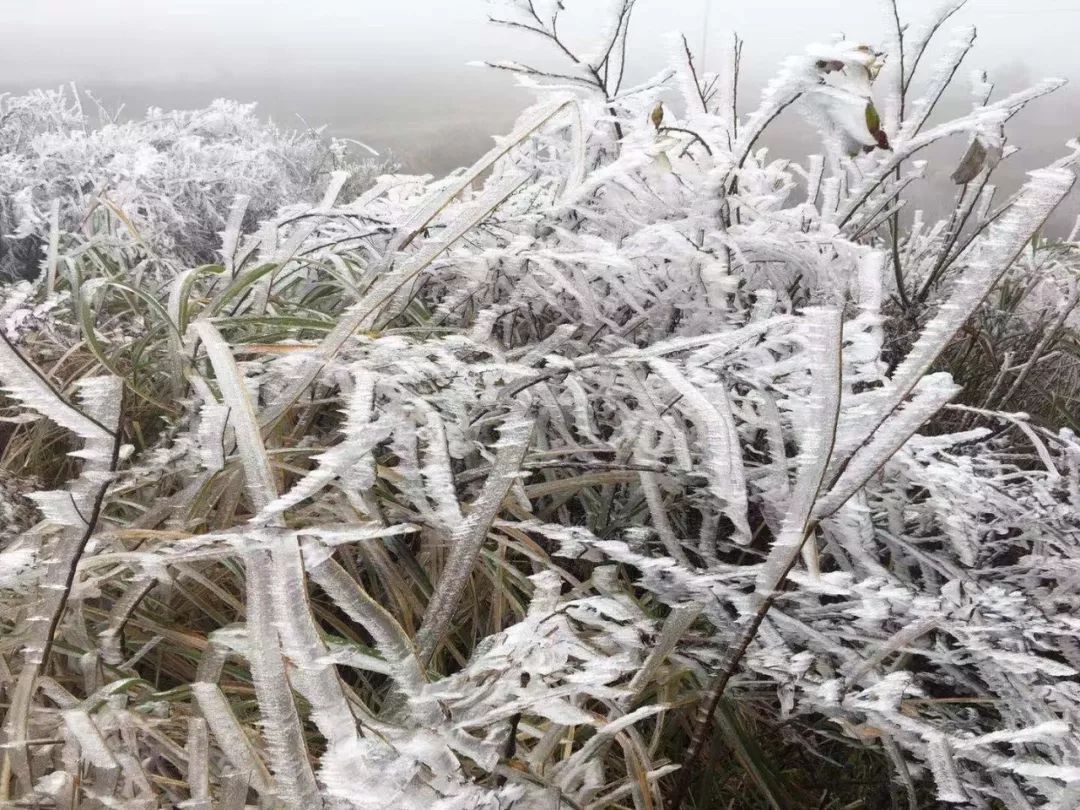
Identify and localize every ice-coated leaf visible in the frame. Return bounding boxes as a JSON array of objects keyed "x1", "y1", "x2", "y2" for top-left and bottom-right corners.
[
  {"x1": 0, "y1": 334, "x2": 114, "y2": 445},
  {"x1": 190, "y1": 321, "x2": 277, "y2": 513},
  {"x1": 926, "y1": 733, "x2": 967, "y2": 803},
  {"x1": 755, "y1": 307, "x2": 842, "y2": 594},
  {"x1": 241, "y1": 545, "x2": 324, "y2": 807},
  {"x1": 651, "y1": 358, "x2": 750, "y2": 544},
  {"x1": 415, "y1": 408, "x2": 534, "y2": 664},
  {"x1": 267, "y1": 530, "x2": 357, "y2": 745},
  {"x1": 191, "y1": 682, "x2": 274, "y2": 797}
]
